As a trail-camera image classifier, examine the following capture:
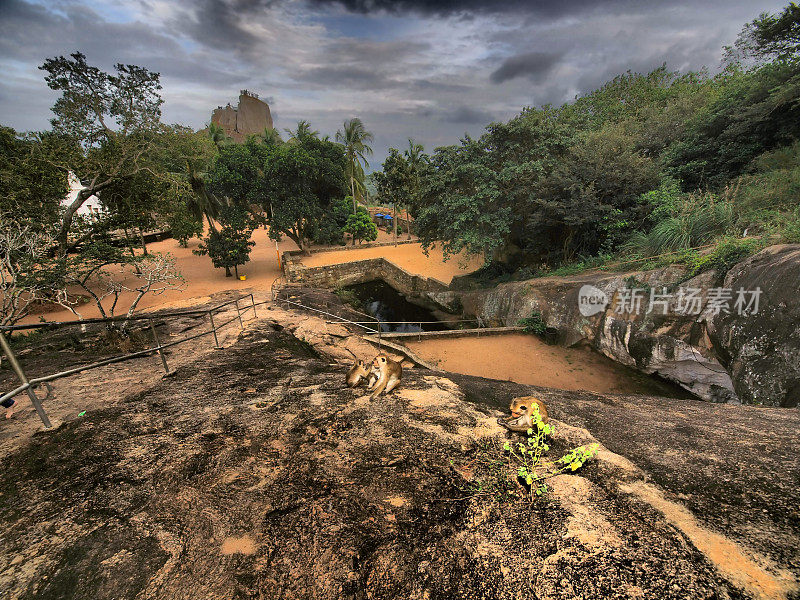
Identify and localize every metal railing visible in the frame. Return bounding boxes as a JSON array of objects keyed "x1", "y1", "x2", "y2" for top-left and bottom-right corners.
[
  {"x1": 0, "y1": 293, "x2": 267, "y2": 428},
  {"x1": 273, "y1": 287, "x2": 487, "y2": 346}
]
